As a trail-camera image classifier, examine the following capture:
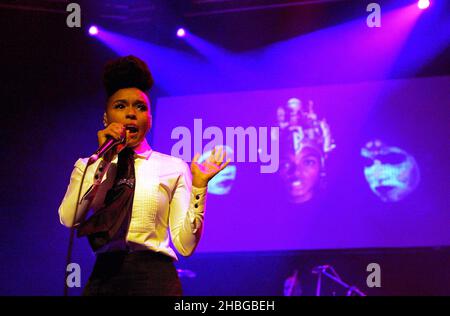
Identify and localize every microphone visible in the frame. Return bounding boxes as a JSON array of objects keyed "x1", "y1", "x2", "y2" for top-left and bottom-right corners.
[{"x1": 87, "y1": 135, "x2": 125, "y2": 166}]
